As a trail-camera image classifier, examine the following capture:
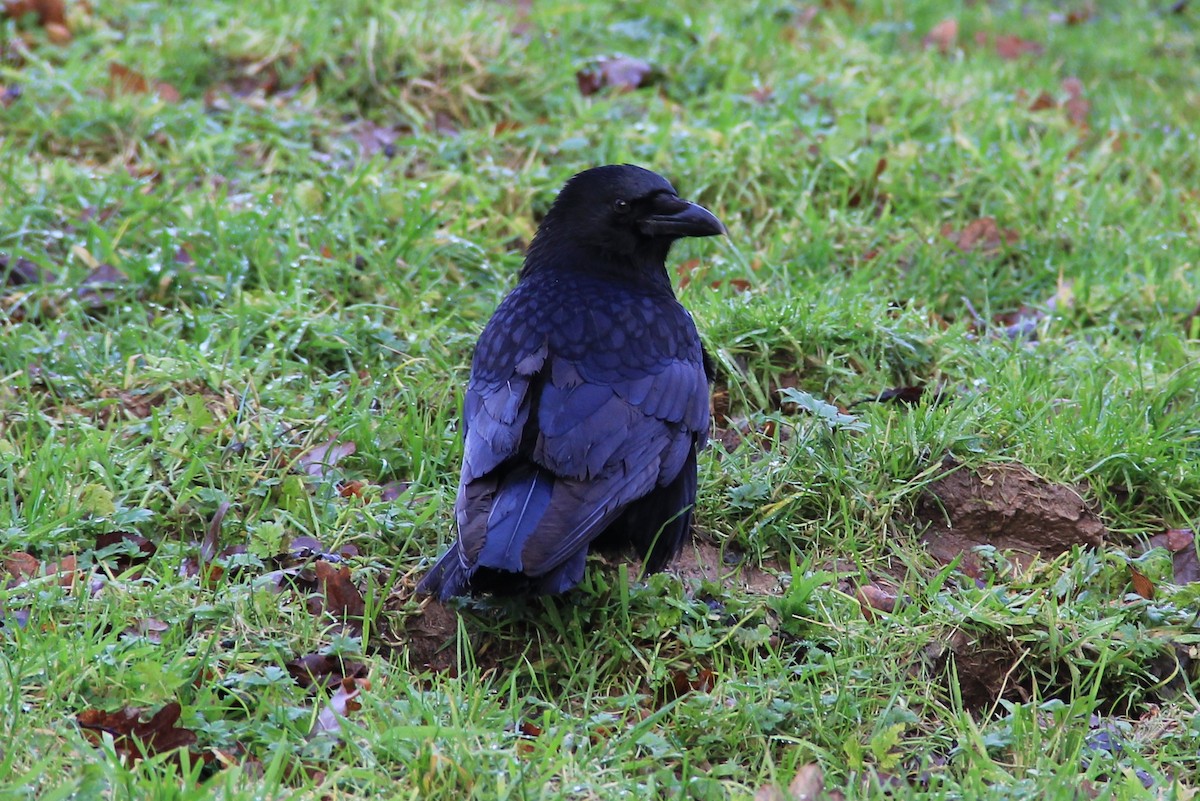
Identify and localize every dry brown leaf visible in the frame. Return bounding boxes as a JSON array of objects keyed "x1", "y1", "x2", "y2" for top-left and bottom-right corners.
[
  {"x1": 1028, "y1": 91, "x2": 1057, "y2": 112},
  {"x1": 856, "y1": 584, "x2": 898, "y2": 622},
  {"x1": 3, "y1": 0, "x2": 66, "y2": 26},
  {"x1": 77, "y1": 702, "x2": 201, "y2": 767},
  {"x1": 1062, "y1": 77, "x2": 1090, "y2": 130},
  {"x1": 94, "y1": 531, "x2": 156, "y2": 573},
  {"x1": 108, "y1": 62, "x2": 180, "y2": 102},
  {"x1": 1129, "y1": 564, "x2": 1155, "y2": 600},
  {"x1": 297, "y1": 436, "x2": 356, "y2": 481},
  {"x1": 286, "y1": 653, "x2": 369, "y2": 691},
  {"x1": 788, "y1": 763, "x2": 825, "y2": 801},
  {"x1": 656, "y1": 667, "x2": 716, "y2": 706},
  {"x1": 576, "y1": 55, "x2": 657, "y2": 96},
  {"x1": 923, "y1": 18, "x2": 958, "y2": 54},
  {"x1": 313, "y1": 560, "x2": 366, "y2": 625},
  {"x1": 1150, "y1": 529, "x2": 1199, "y2": 585},
  {"x1": 941, "y1": 217, "x2": 1018, "y2": 256},
  {"x1": 198, "y1": 500, "x2": 230, "y2": 566},
  {"x1": 993, "y1": 35, "x2": 1044, "y2": 60},
  {"x1": 312, "y1": 677, "x2": 370, "y2": 735},
  {"x1": 4, "y1": 552, "x2": 40, "y2": 581}
]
